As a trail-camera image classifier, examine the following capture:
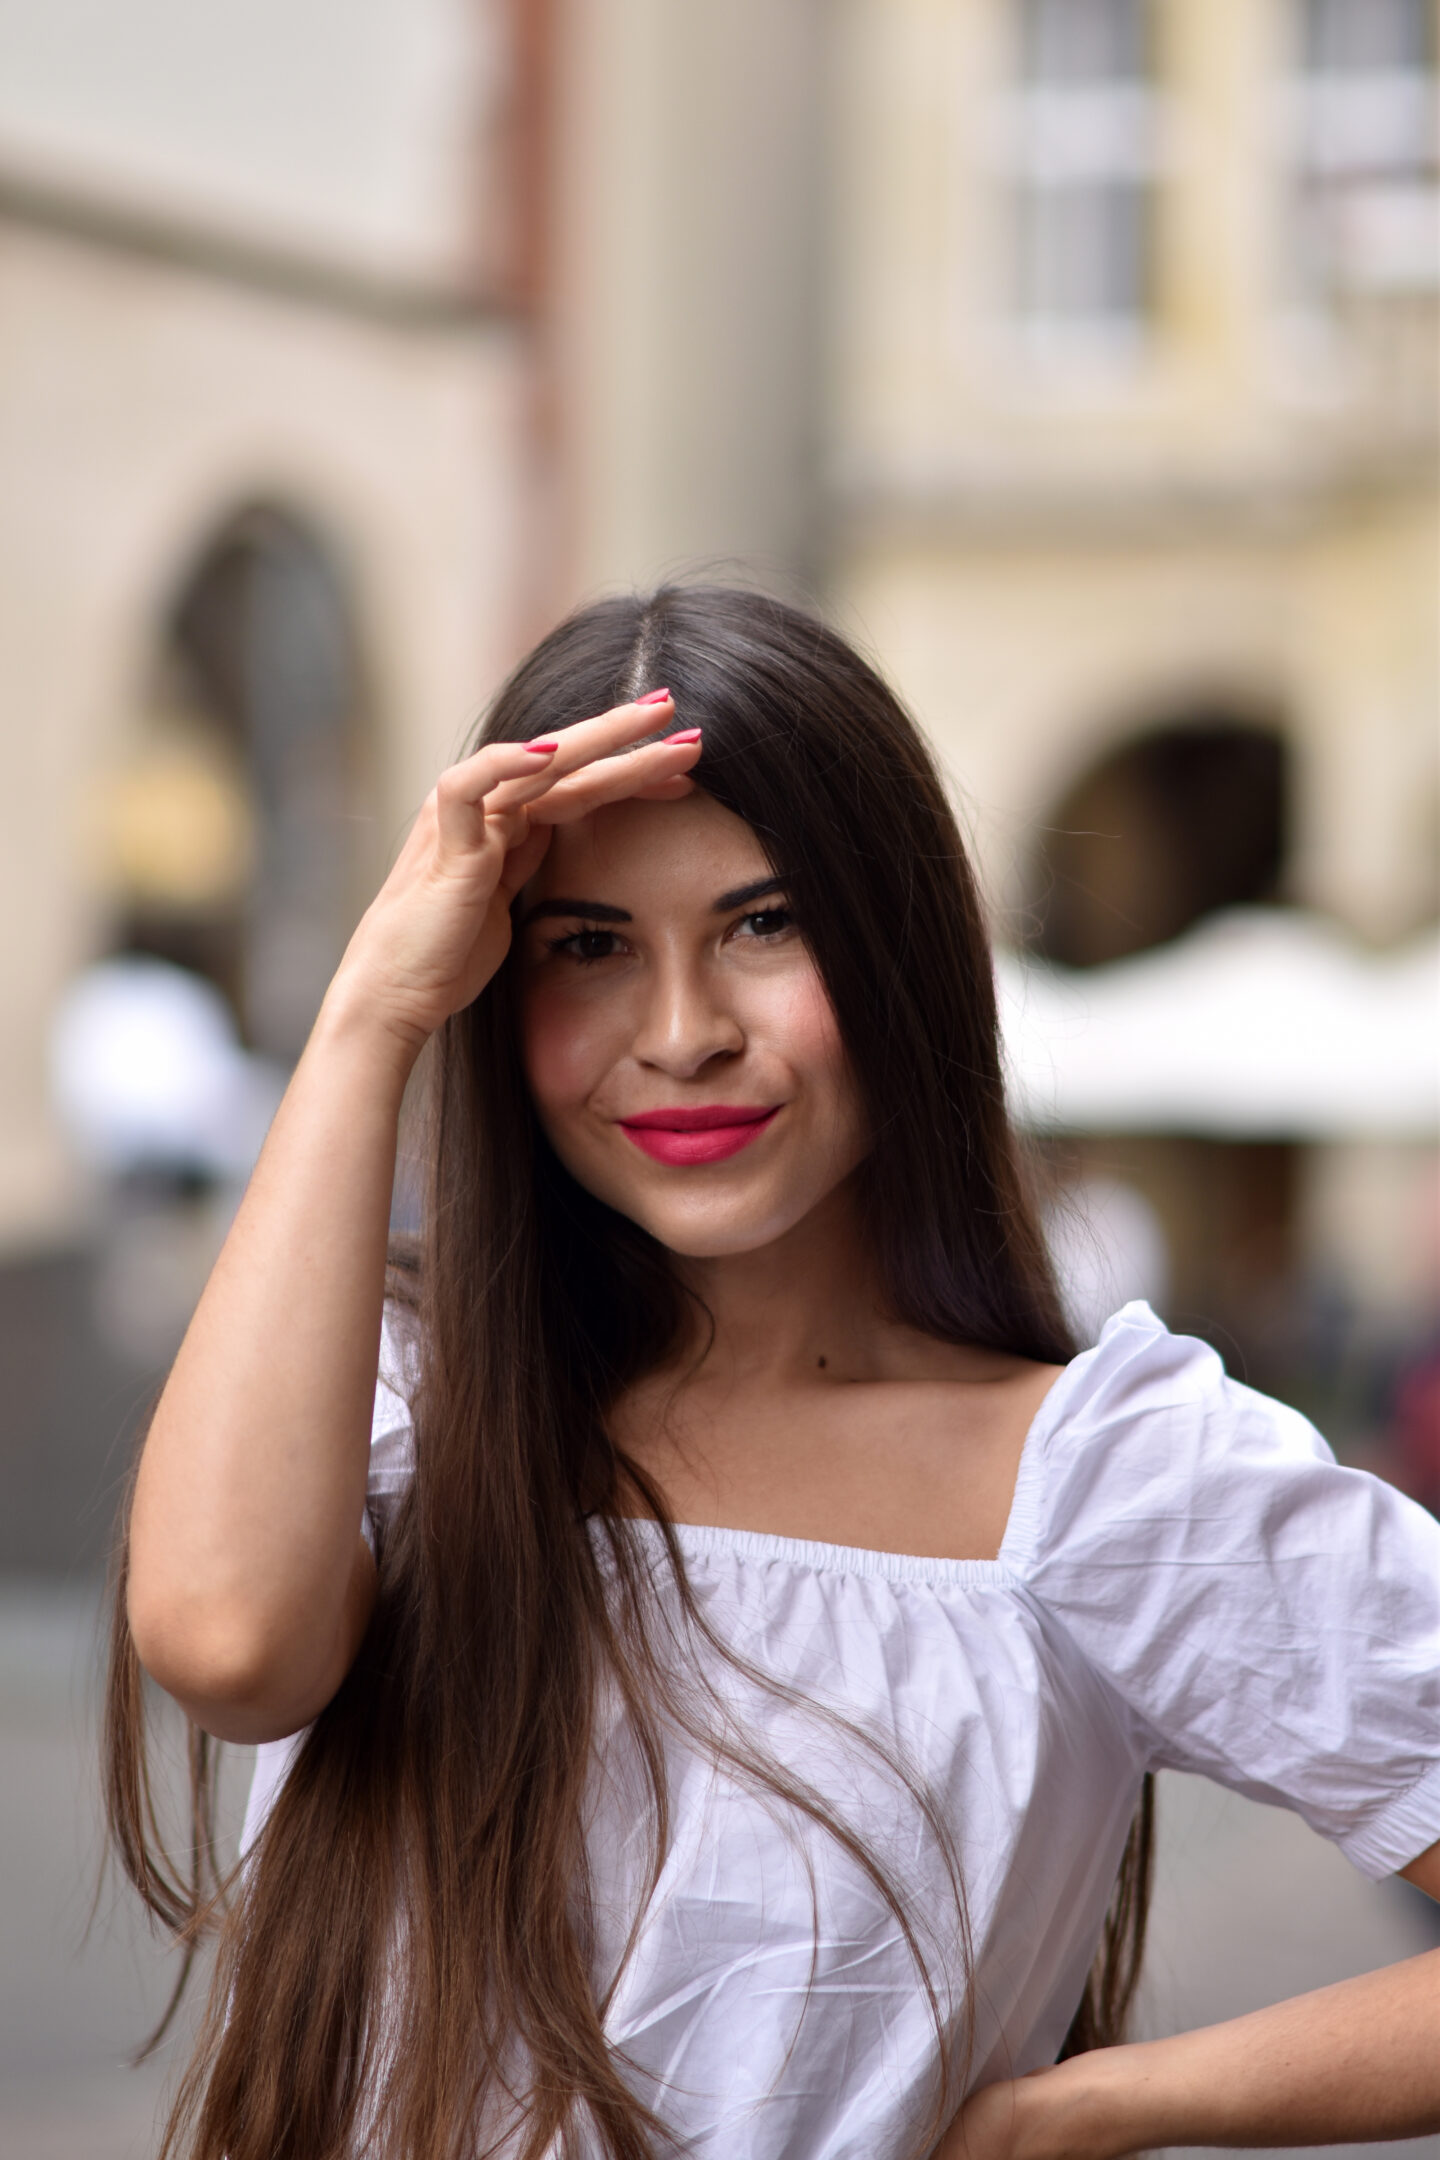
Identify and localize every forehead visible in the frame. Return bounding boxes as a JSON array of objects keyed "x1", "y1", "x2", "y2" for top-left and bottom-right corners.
[{"x1": 526, "y1": 791, "x2": 773, "y2": 905}]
